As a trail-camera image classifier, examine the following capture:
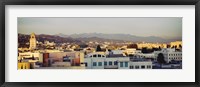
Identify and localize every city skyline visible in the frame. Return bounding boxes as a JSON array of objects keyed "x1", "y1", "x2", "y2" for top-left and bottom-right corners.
[
  {"x1": 18, "y1": 32, "x2": 182, "y2": 69},
  {"x1": 18, "y1": 17, "x2": 182, "y2": 39},
  {"x1": 18, "y1": 17, "x2": 183, "y2": 69}
]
